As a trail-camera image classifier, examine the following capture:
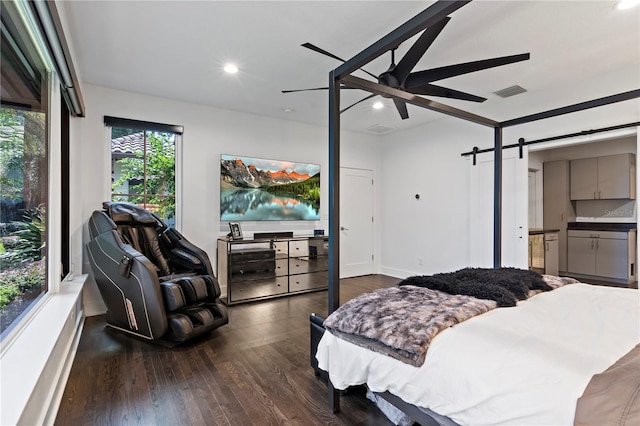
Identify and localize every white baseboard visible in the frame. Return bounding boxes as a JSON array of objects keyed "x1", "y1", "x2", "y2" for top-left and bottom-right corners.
[
  {"x1": 83, "y1": 300, "x2": 107, "y2": 317},
  {"x1": 42, "y1": 312, "x2": 84, "y2": 425},
  {"x1": 379, "y1": 266, "x2": 413, "y2": 279}
]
